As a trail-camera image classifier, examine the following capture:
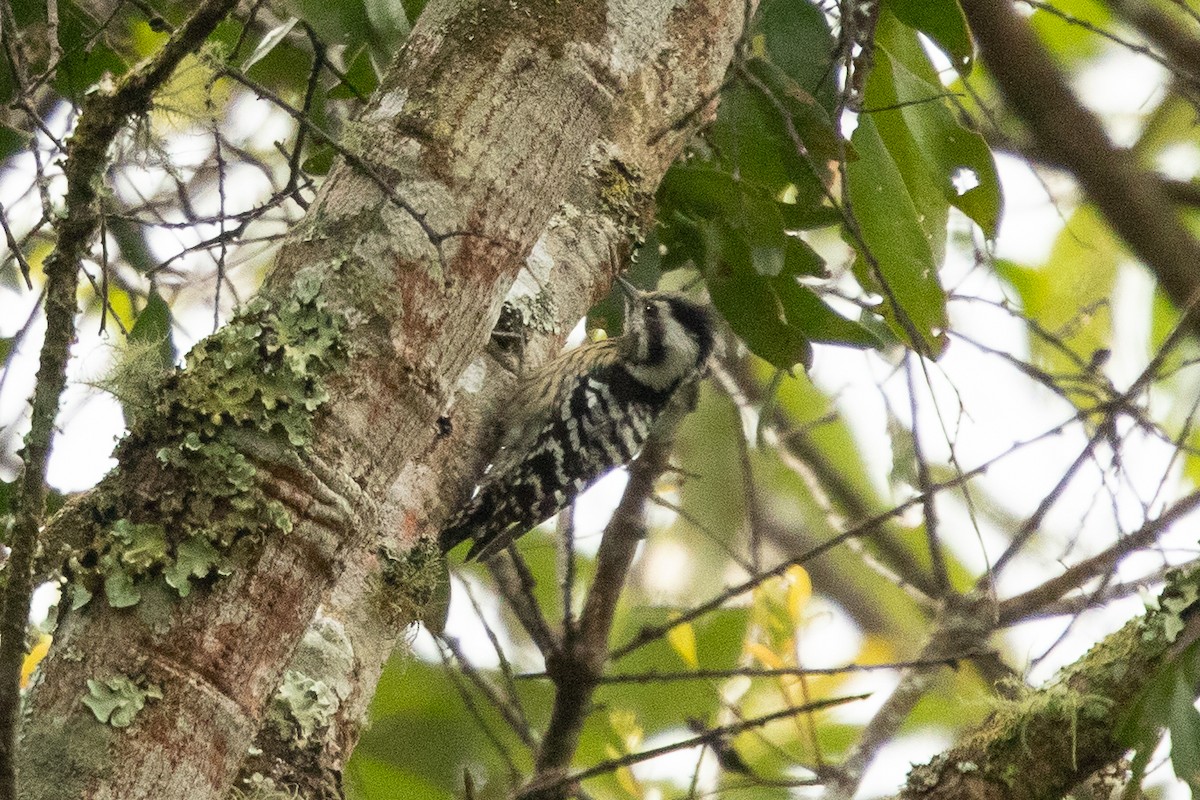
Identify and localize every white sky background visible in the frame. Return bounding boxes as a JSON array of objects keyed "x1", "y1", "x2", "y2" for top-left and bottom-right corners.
[{"x1": 0, "y1": 20, "x2": 1198, "y2": 800}]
